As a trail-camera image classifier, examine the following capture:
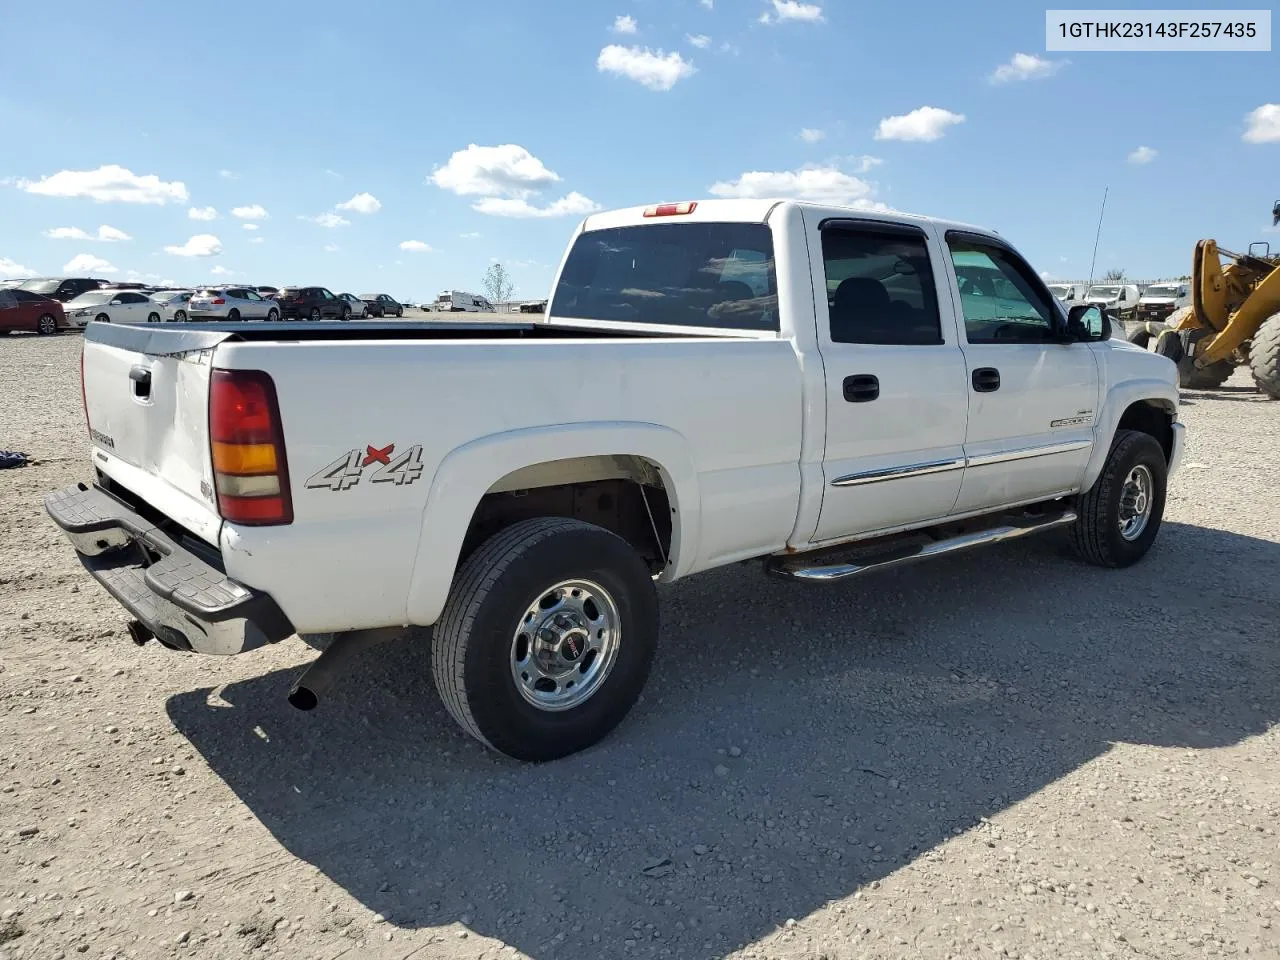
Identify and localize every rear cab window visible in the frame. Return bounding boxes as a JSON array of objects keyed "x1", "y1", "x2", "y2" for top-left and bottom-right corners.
[{"x1": 549, "y1": 221, "x2": 779, "y2": 331}]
